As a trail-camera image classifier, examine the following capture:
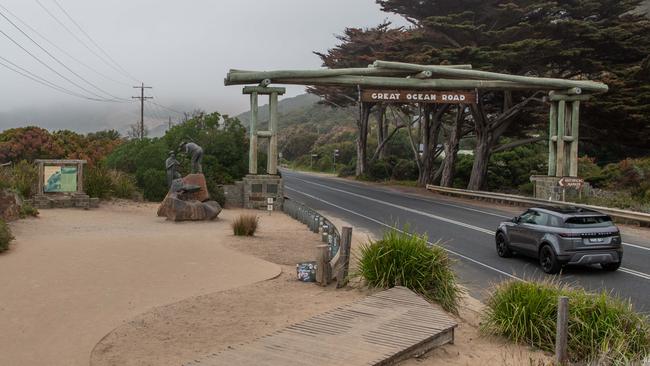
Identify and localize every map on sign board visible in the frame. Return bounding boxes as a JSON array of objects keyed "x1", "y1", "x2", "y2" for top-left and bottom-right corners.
[
  {"x1": 361, "y1": 90, "x2": 477, "y2": 104},
  {"x1": 44, "y1": 166, "x2": 78, "y2": 193}
]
